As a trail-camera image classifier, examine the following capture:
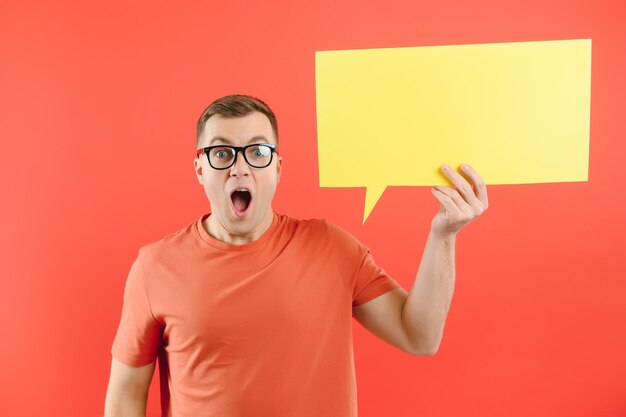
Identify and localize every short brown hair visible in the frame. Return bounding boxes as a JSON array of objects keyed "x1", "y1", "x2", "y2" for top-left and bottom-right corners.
[{"x1": 196, "y1": 94, "x2": 278, "y2": 149}]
